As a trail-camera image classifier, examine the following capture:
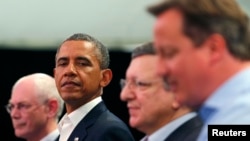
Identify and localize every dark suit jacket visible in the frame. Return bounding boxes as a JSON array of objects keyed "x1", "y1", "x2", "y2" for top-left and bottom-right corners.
[
  {"x1": 55, "y1": 135, "x2": 59, "y2": 141},
  {"x1": 59, "y1": 101, "x2": 135, "y2": 141},
  {"x1": 164, "y1": 114, "x2": 203, "y2": 141}
]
